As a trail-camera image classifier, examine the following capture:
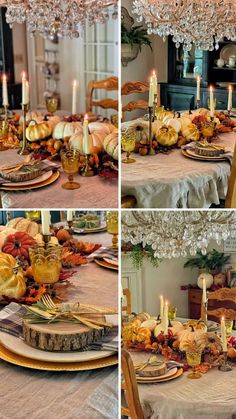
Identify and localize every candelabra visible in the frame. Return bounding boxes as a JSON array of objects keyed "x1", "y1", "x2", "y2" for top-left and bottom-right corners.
[
  {"x1": 18, "y1": 103, "x2": 29, "y2": 155},
  {"x1": 218, "y1": 352, "x2": 232, "y2": 372},
  {"x1": 81, "y1": 154, "x2": 95, "y2": 177},
  {"x1": 148, "y1": 106, "x2": 155, "y2": 156},
  {"x1": 196, "y1": 99, "x2": 201, "y2": 109}
]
